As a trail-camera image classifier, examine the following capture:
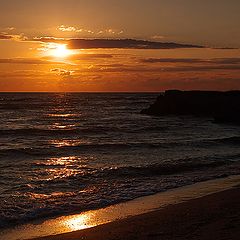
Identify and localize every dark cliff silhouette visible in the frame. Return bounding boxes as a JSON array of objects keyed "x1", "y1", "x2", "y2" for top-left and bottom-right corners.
[{"x1": 141, "y1": 90, "x2": 240, "y2": 124}]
